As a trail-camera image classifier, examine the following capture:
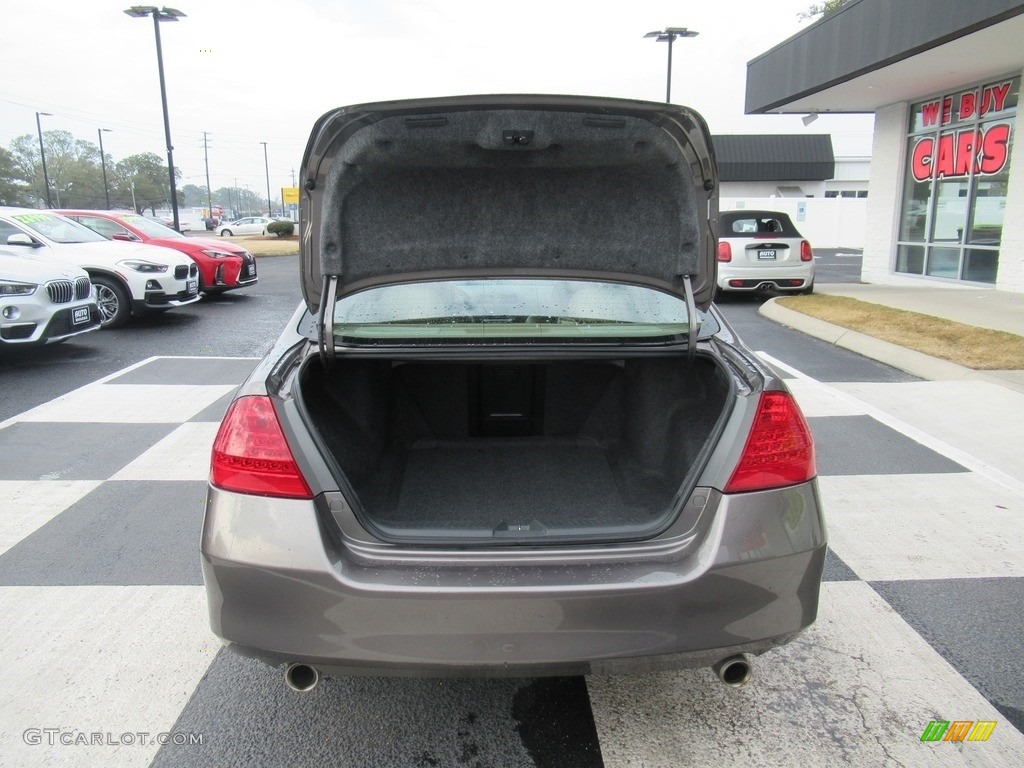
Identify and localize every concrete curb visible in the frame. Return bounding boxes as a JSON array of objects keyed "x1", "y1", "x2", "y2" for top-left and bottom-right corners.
[{"x1": 758, "y1": 298, "x2": 1024, "y2": 394}]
